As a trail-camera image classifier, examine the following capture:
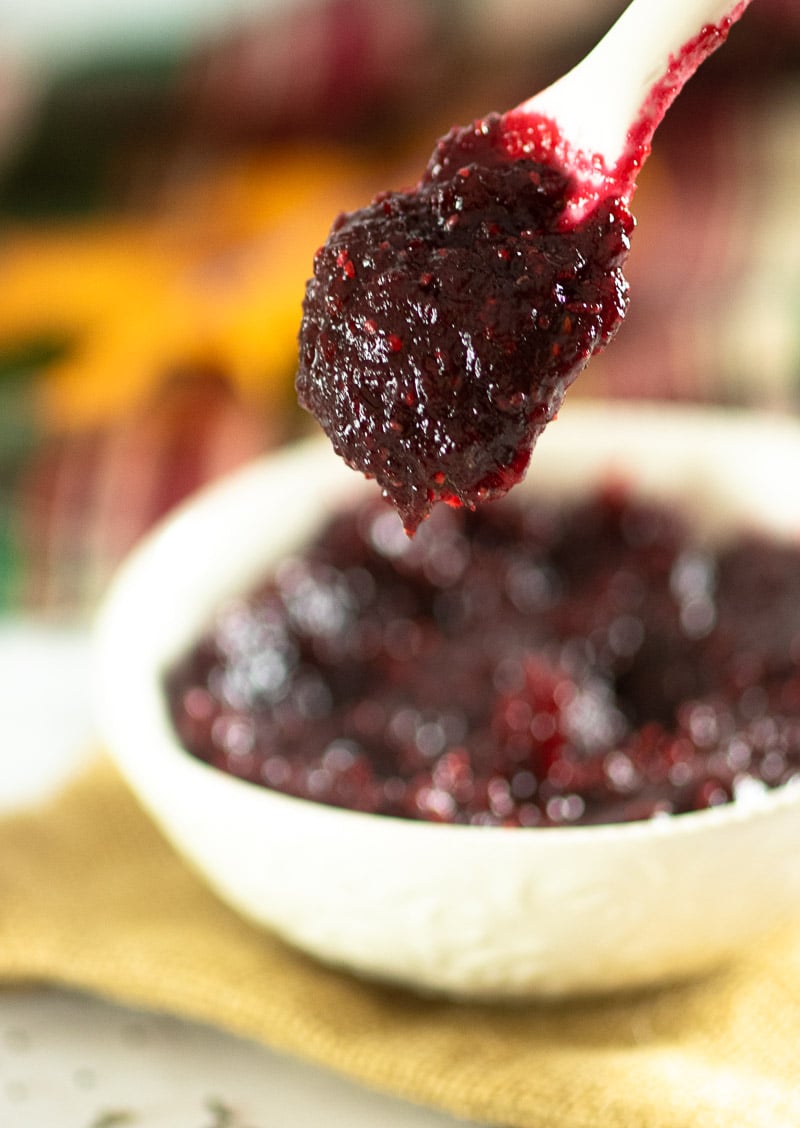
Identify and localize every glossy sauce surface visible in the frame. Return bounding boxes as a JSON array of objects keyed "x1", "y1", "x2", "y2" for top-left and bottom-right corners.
[
  {"x1": 167, "y1": 489, "x2": 800, "y2": 827},
  {"x1": 297, "y1": 115, "x2": 632, "y2": 532}
]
